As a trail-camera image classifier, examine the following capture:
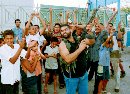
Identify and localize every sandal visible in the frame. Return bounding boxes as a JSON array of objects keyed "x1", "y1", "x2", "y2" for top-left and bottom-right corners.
[
  {"x1": 44, "y1": 87, "x2": 48, "y2": 94},
  {"x1": 54, "y1": 91, "x2": 58, "y2": 94},
  {"x1": 59, "y1": 84, "x2": 65, "y2": 89}
]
